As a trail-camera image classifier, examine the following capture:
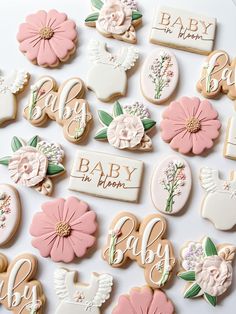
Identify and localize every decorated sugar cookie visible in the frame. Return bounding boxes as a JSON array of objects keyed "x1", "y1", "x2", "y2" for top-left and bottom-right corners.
[
  {"x1": 95, "y1": 101, "x2": 156, "y2": 151},
  {"x1": 0, "y1": 70, "x2": 29, "y2": 125},
  {"x1": 54, "y1": 268, "x2": 113, "y2": 314},
  {"x1": 112, "y1": 286, "x2": 174, "y2": 314},
  {"x1": 178, "y1": 237, "x2": 235, "y2": 306},
  {"x1": 141, "y1": 49, "x2": 179, "y2": 104},
  {"x1": 0, "y1": 253, "x2": 45, "y2": 313},
  {"x1": 0, "y1": 184, "x2": 21, "y2": 246},
  {"x1": 197, "y1": 50, "x2": 236, "y2": 100},
  {"x1": 17, "y1": 10, "x2": 77, "y2": 68},
  {"x1": 160, "y1": 97, "x2": 221, "y2": 155},
  {"x1": 200, "y1": 167, "x2": 236, "y2": 231},
  {"x1": 87, "y1": 40, "x2": 138, "y2": 102},
  {"x1": 224, "y1": 114, "x2": 236, "y2": 159},
  {"x1": 85, "y1": 0, "x2": 142, "y2": 44},
  {"x1": 30, "y1": 196, "x2": 97, "y2": 263},
  {"x1": 24, "y1": 77, "x2": 92, "y2": 143},
  {"x1": 151, "y1": 156, "x2": 191, "y2": 214},
  {"x1": 0, "y1": 135, "x2": 65, "y2": 196},
  {"x1": 103, "y1": 212, "x2": 176, "y2": 288}
]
